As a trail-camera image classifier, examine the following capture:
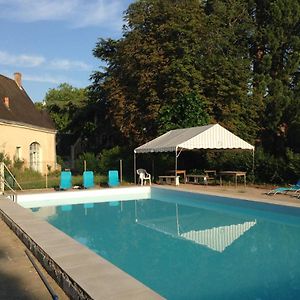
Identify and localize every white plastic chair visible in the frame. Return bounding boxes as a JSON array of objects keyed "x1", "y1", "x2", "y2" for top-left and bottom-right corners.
[{"x1": 137, "y1": 169, "x2": 151, "y2": 186}]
